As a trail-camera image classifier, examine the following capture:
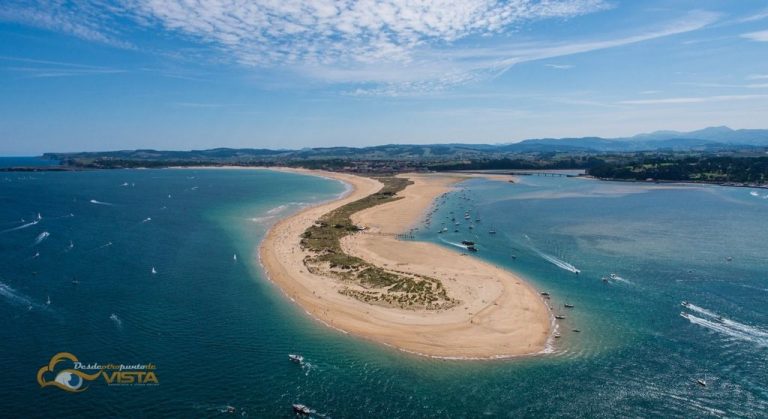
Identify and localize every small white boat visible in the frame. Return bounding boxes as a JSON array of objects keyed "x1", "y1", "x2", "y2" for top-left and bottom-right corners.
[
  {"x1": 697, "y1": 378, "x2": 707, "y2": 387},
  {"x1": 292, "y1": 404, "x2": 311, "y2": 415},
  {"x1": 233, "y1": 253, "x2": 237, "y2": 261},
  {"x1": 288, "y1": 354, "x2": 304, "y2": 363},
  {"x1": 151, "y1": 267, "x2": 157, "y2": 275},
  {"x1": 46, "y1": 295, "x2": 51, "y2": 305}
]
